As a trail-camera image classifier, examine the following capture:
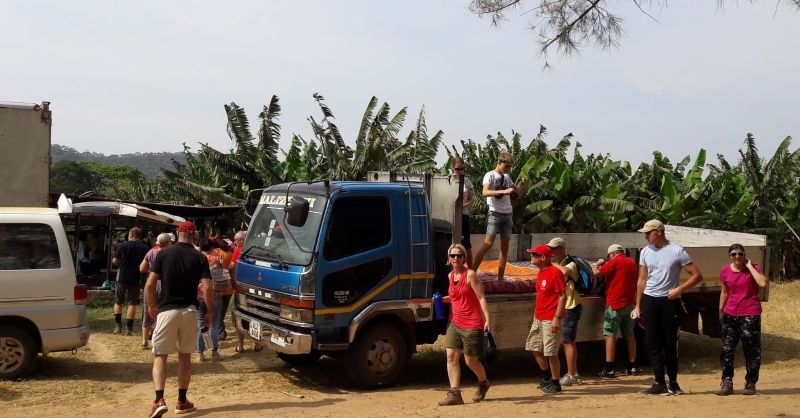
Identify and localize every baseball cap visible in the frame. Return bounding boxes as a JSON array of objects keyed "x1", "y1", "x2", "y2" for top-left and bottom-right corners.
[
  {"x1": 527, "y1": 244, "x2": 552, "y2": 258},
  {"x1": 547, "y1": 237, "x2": 565, "y2": 248},
  {"x1": 176, "y1": 221, "x2": 197, "y2": 234},
  {"x1": 638, "y1": 219, "x2": 665, "y2": 233},
  {"x1": 607, "y1": 244, "x2": 625, "y2": 254}
]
